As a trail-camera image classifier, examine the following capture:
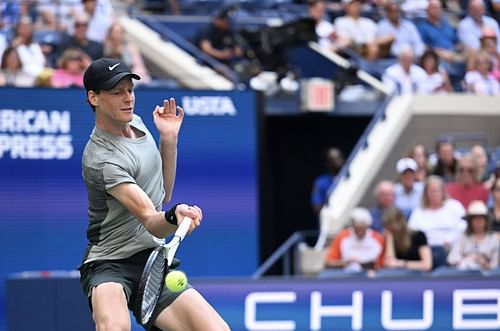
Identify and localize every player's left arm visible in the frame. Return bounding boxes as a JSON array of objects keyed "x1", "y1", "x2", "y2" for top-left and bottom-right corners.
[{"x1": 153, "y1": 98, "x2": 184, "y2": 203}]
